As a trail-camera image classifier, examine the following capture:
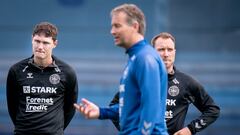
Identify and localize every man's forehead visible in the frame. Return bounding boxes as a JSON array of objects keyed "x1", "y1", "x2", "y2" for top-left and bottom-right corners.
[{"x1": 155, "y1": 39, "x2": 175, "y2": 48}]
